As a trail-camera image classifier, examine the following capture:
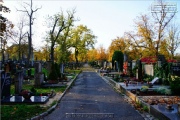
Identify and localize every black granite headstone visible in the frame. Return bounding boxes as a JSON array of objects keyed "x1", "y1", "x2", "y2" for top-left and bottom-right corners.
[
  {"x1": 171, "y1": 66, "x2": 180, "y2": 77},
  {"x1": 28, "y1": 69, "x2": 31, "y2": 77},
  {"x1": 1, "y1": 71, "x2": 11, "y2": 98},
  {"x1": 137, "y1": 60, "x2": 142, "y2": 81},
  {"x1": 158, "y1": 55, "x2": 166, "y2": 63}
]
